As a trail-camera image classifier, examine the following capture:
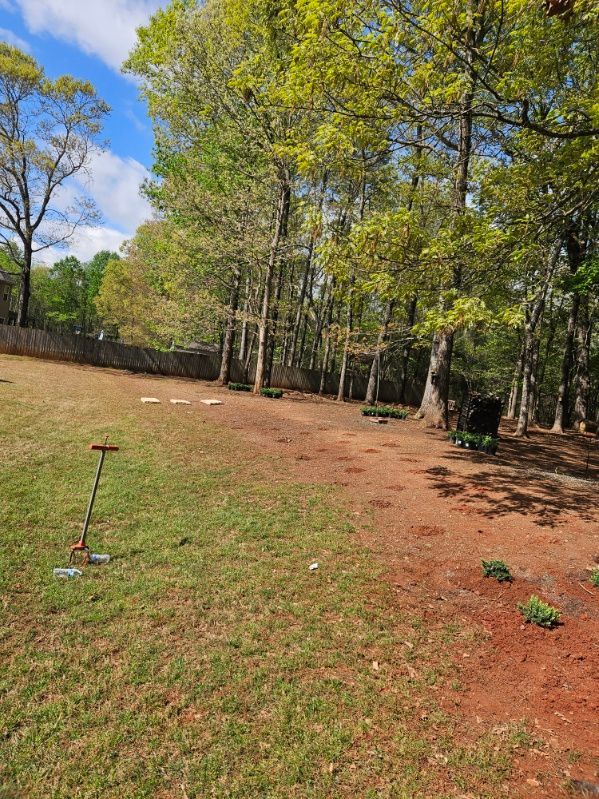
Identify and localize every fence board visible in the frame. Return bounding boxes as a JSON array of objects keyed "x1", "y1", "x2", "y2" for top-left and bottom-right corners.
[{"x1": 0, "y1": 325, "x2": 423, "y2": 404}]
